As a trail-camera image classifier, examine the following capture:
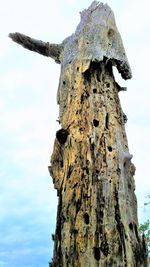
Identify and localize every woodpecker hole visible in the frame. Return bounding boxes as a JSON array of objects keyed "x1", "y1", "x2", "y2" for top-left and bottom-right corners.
[
  {"x1": 129, "y1": 222, "x2": 133, "y2": 231},
  {"x1": 93, "y1": 88, "x2": 97, "y2": 93},
  {"x1": 108, "y1": 146, "x2": 112, "y2": 152},
  {"x1": 56, "y1": 129, "x2": 69, "y2": 144},
  {"x1": 84, "y1": 213, "x2": 90, "y2": 225},
  {"x1": 93, "y1": 119, "x2": 99, "y2": 127},
  {"x1": 94, "y1": 247, "x2": 101, "y2": 261}
]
